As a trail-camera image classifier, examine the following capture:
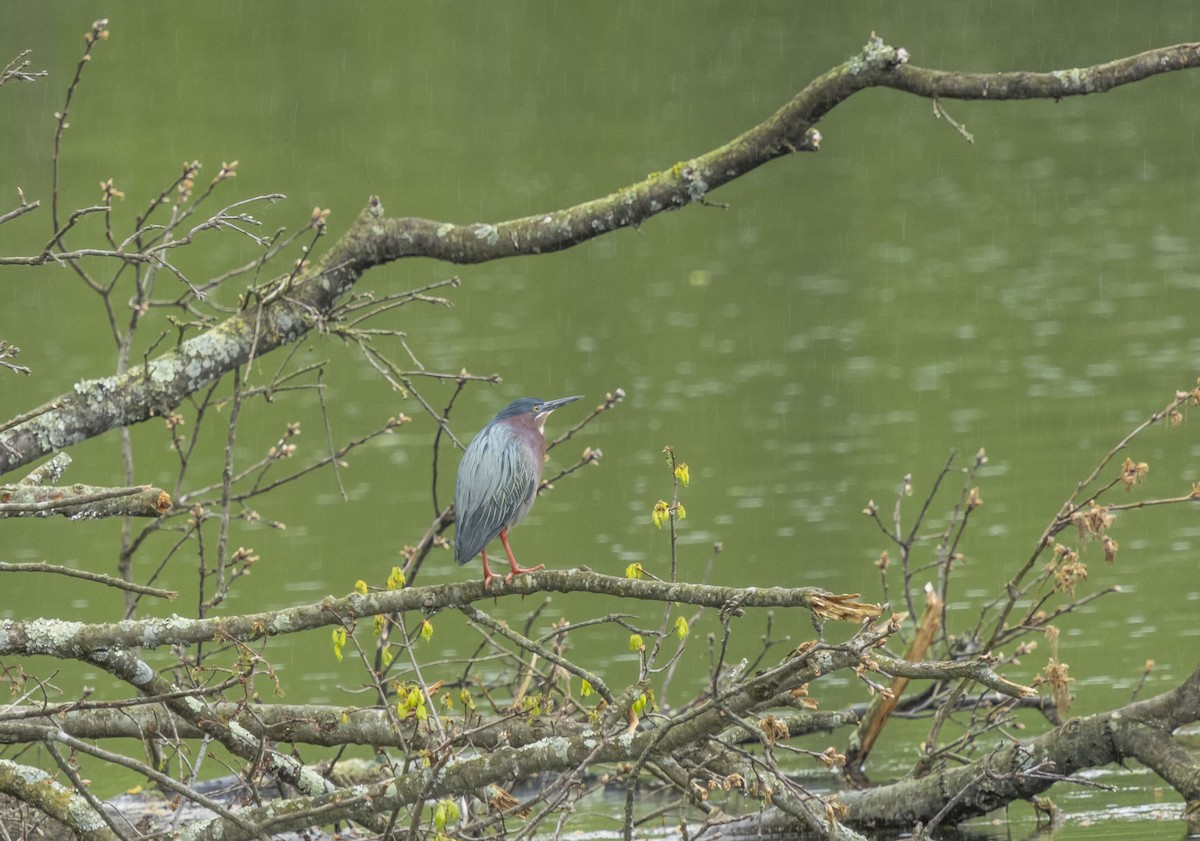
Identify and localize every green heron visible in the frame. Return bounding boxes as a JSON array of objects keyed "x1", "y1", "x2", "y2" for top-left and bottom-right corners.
[{"x1": 454, "y1": 396, "x2": 581, "y2": 587}]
